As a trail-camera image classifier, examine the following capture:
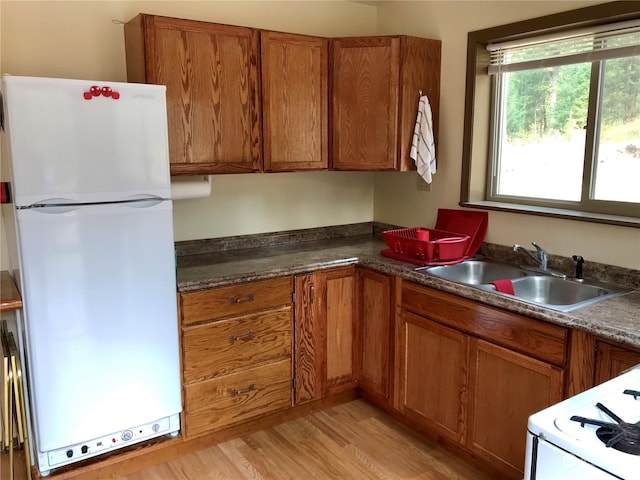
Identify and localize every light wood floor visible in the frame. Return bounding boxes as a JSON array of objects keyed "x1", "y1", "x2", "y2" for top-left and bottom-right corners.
[{"x1": 2, "y1": 400, "x2": 493, "y2": 480}]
